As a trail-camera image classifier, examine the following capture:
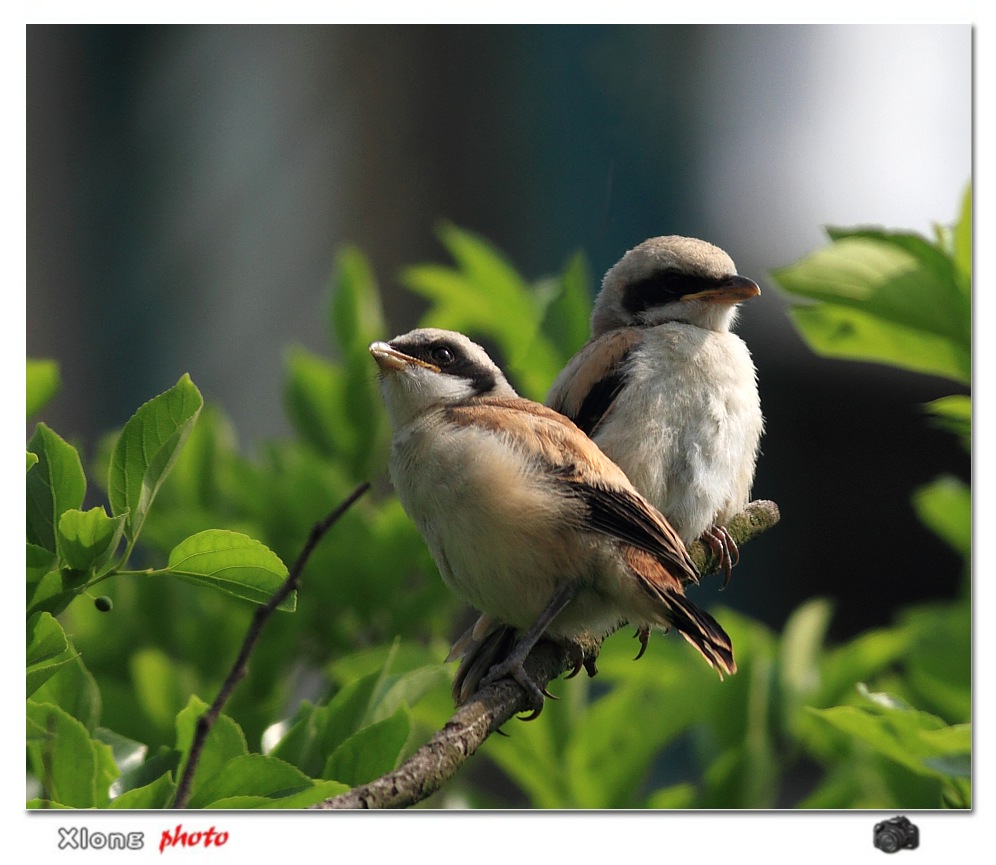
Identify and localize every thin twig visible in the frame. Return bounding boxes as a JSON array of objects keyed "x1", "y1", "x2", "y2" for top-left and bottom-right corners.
[
  {"x1": 172, "y1": 482, "x2": 370, "y2": 808},
  {"x1": 315, "y1": 498, "x2": 780, "y2": 809}
]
